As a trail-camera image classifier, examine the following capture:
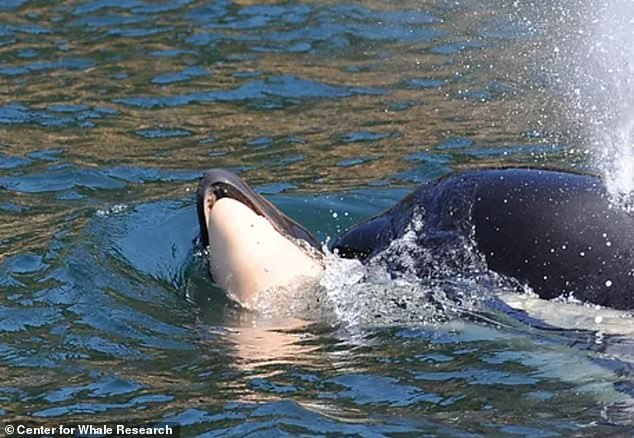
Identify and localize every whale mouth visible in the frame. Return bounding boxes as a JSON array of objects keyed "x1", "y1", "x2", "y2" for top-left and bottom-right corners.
[{"x1": 196, "y1": 168, "x2": 322, "y2": 251}]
